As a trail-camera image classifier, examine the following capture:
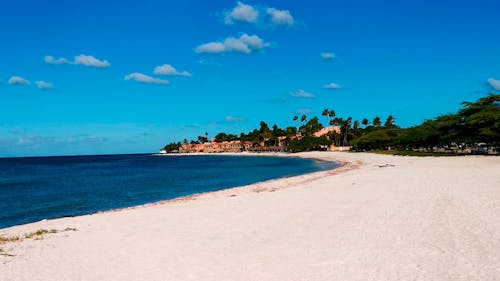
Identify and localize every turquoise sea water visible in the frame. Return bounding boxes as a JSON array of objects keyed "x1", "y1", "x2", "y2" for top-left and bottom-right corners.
[{"x1": 0, "y1": 154, "x2": 339, "y2": 229}]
